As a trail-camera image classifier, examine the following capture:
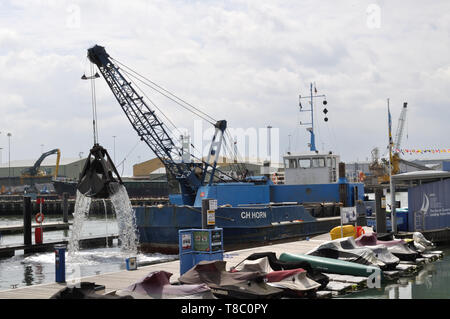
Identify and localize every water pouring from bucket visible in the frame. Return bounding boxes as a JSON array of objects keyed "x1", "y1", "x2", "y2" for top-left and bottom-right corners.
[{"x1": 70, "y1": 144, "x2": 138, "y2": 256}]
